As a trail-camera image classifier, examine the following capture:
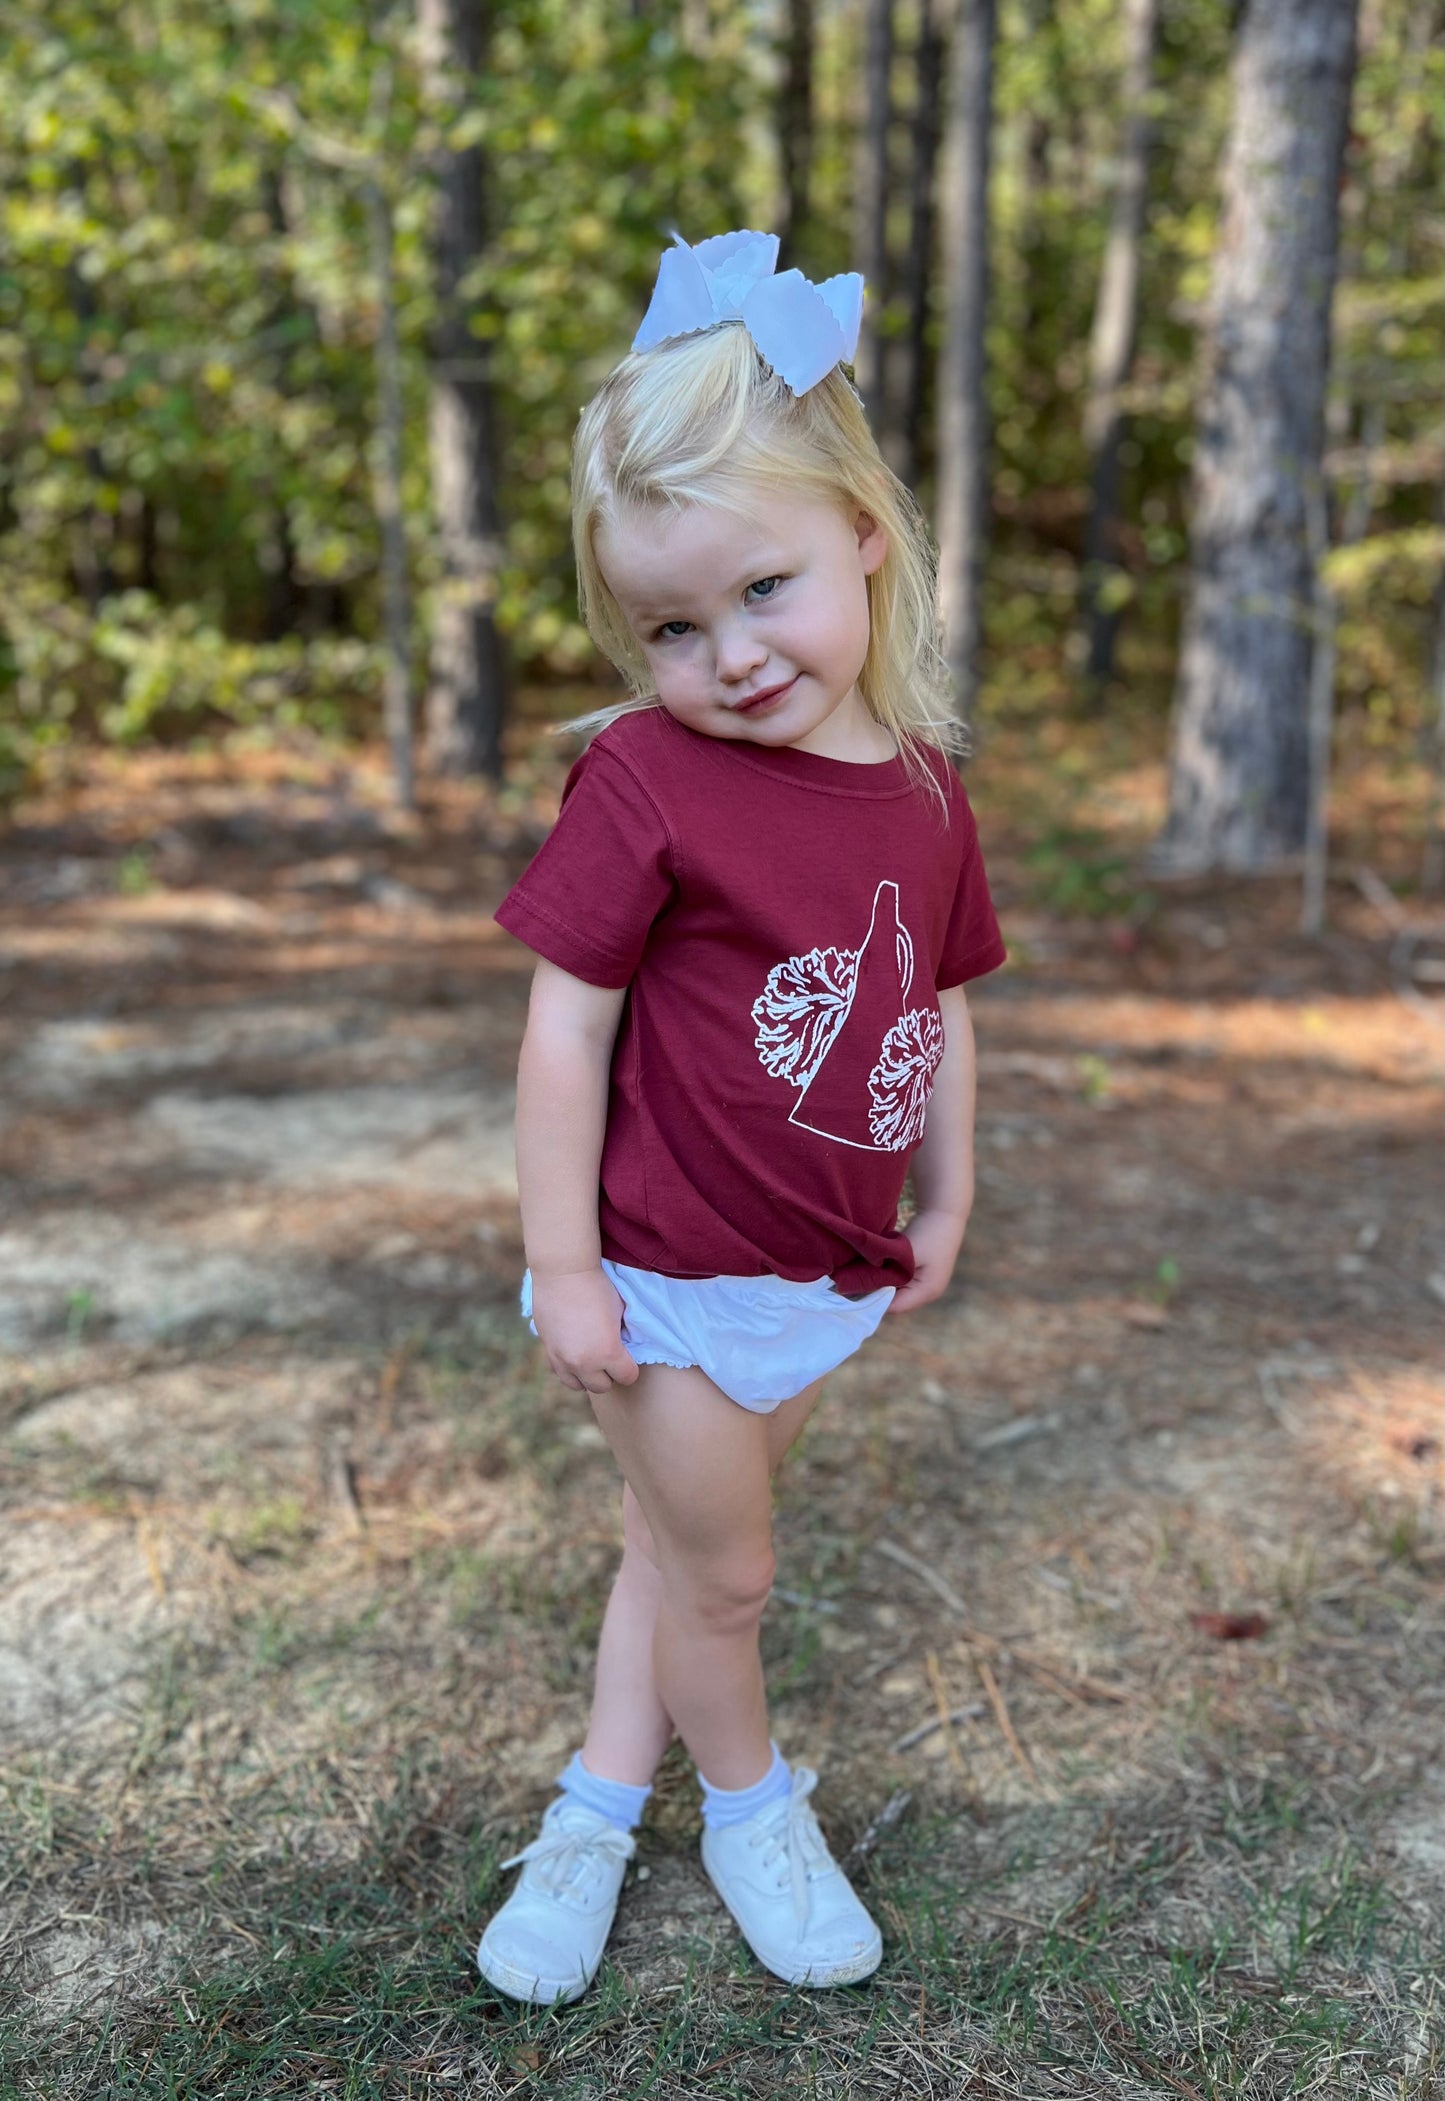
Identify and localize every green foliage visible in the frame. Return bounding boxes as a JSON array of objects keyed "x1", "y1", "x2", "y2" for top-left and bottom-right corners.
[
  {"x1": 1022, "y1": 822, "x2": 1156, "y2": 920},
  {"x1": 0, "y1": 0, "x2": 754, "y2": 775},
  {"x1": 92, "y1": 593, "x2": 375, "y2": 741},
  {"x1": 0, "y1": 0, "x2": 1439, "y2": 798},
  {"x1": 1327, "y1": 5, "x2": 1445, "y2": 726},
  {"x1": 481, "y1": 0, "x2": 752, "y2": 661},
  {"x1": 64, "y1": 1286, "x2": 95, "y2": 1343},
  {"x1": 1076, "y1": 1052, "x2": 1112, "y2": 1103}
]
